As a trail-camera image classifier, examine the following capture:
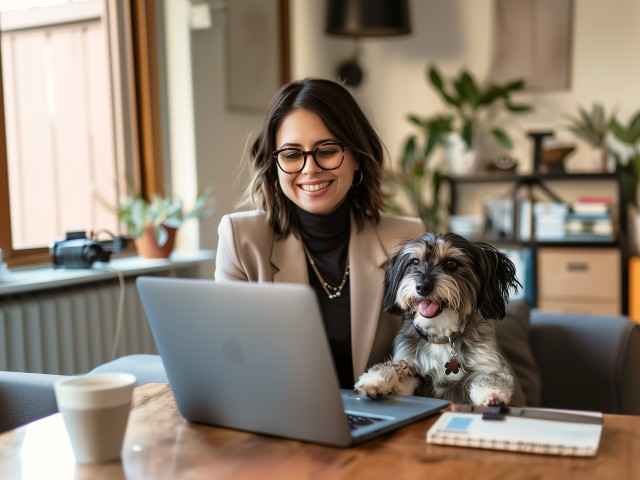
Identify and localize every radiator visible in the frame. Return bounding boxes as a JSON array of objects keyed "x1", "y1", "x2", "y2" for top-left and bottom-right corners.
[{"x1": 0, "y1": 277, "x2": 159, "y2": 375}]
